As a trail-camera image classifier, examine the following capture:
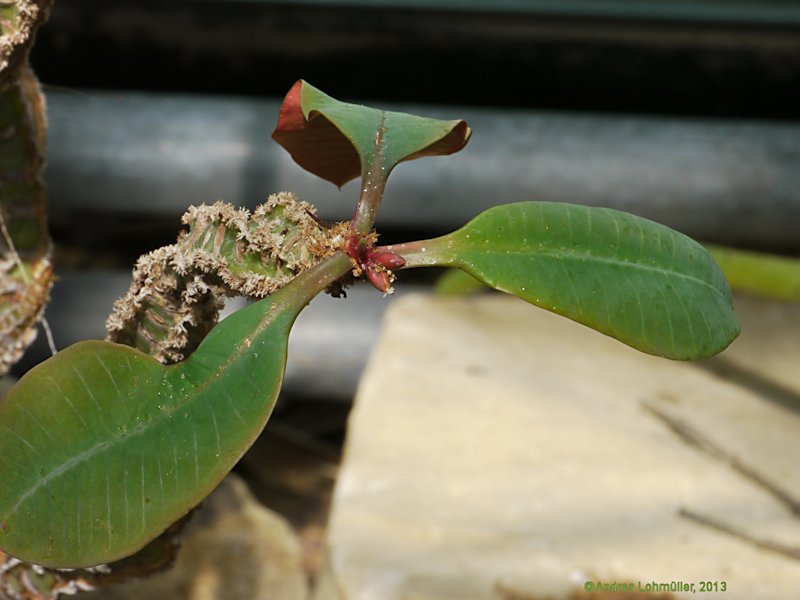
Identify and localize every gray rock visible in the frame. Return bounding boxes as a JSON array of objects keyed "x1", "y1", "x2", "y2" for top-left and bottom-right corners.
[{"x1": 326, "y1": 293, "x2": 800, "y2": 600}]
